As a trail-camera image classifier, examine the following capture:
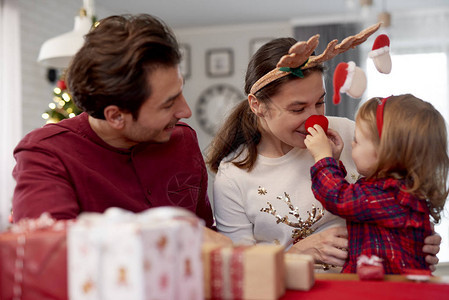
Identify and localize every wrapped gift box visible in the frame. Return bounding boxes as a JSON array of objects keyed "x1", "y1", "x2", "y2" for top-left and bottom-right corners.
[
  {"x1": 0, "y1": 213, "x2": 69, "y2": 300},
  {"x1": 284, "y1": 253, "x2": 314, "y2": 291},
  {"x1": 356, "y1": 255, "x2": 384, "y2": 281},
  {"x1": 68, "y1": 207, "x2": 204, "y2": 300},
  {"x1": 202, "y1": 243, "x2": 285, "y2": 300}
]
